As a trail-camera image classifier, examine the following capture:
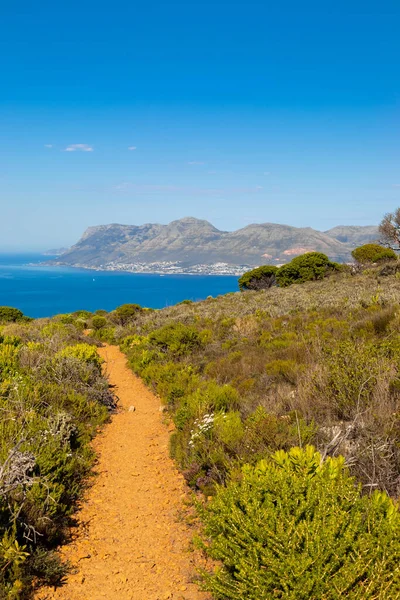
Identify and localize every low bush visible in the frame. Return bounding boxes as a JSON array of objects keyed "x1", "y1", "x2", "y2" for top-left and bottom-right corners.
[
  {"x1": 91, "y1": 315, "x2": 107, "y2": 330},
  {"x1": 199, "y1": 446, "x2": 400, "y2": 599},
  {"x1": 238, "y1": 266, "x2": 278, "y2": 291},
  {"x1": 0, "y1": 307, "x2": 29, "y2": 323},
  {"x1": 111, "y1": 303, "x2": 142, "y2": 325},
  {"x1": 149, "y1": 323, "x2": 202, "y2": 356},
  {"x1": 352, "y1": 243, "x2": 397, "y2": 264},
  {"x1": 57, "y1": 343, "x2": 103, "y2": 370},
  {"x1": 276, "y1": 252, "x2": 340, "y2": 287}
]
